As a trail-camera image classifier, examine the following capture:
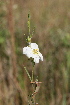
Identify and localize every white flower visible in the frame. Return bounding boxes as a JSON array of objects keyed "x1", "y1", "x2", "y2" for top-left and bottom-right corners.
[{"x1": 23, "y1": 43, "x2": 43, "y2": 63}]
